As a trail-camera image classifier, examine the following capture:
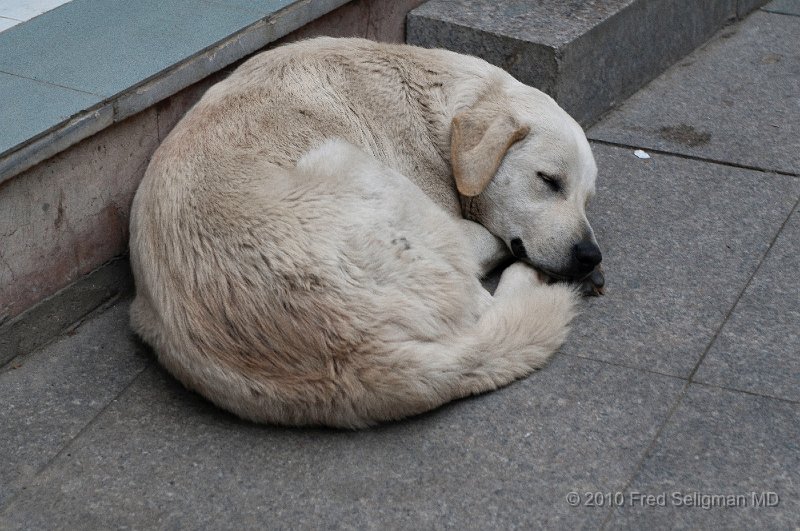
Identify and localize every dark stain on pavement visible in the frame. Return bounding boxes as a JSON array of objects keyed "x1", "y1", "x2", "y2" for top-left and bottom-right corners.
[
  {"x1": 659, "y1": 124, "x2": 712, "y2": 147},
  {"x1": 54, "y1": 192, "x2": 65, "y2": 229}
]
